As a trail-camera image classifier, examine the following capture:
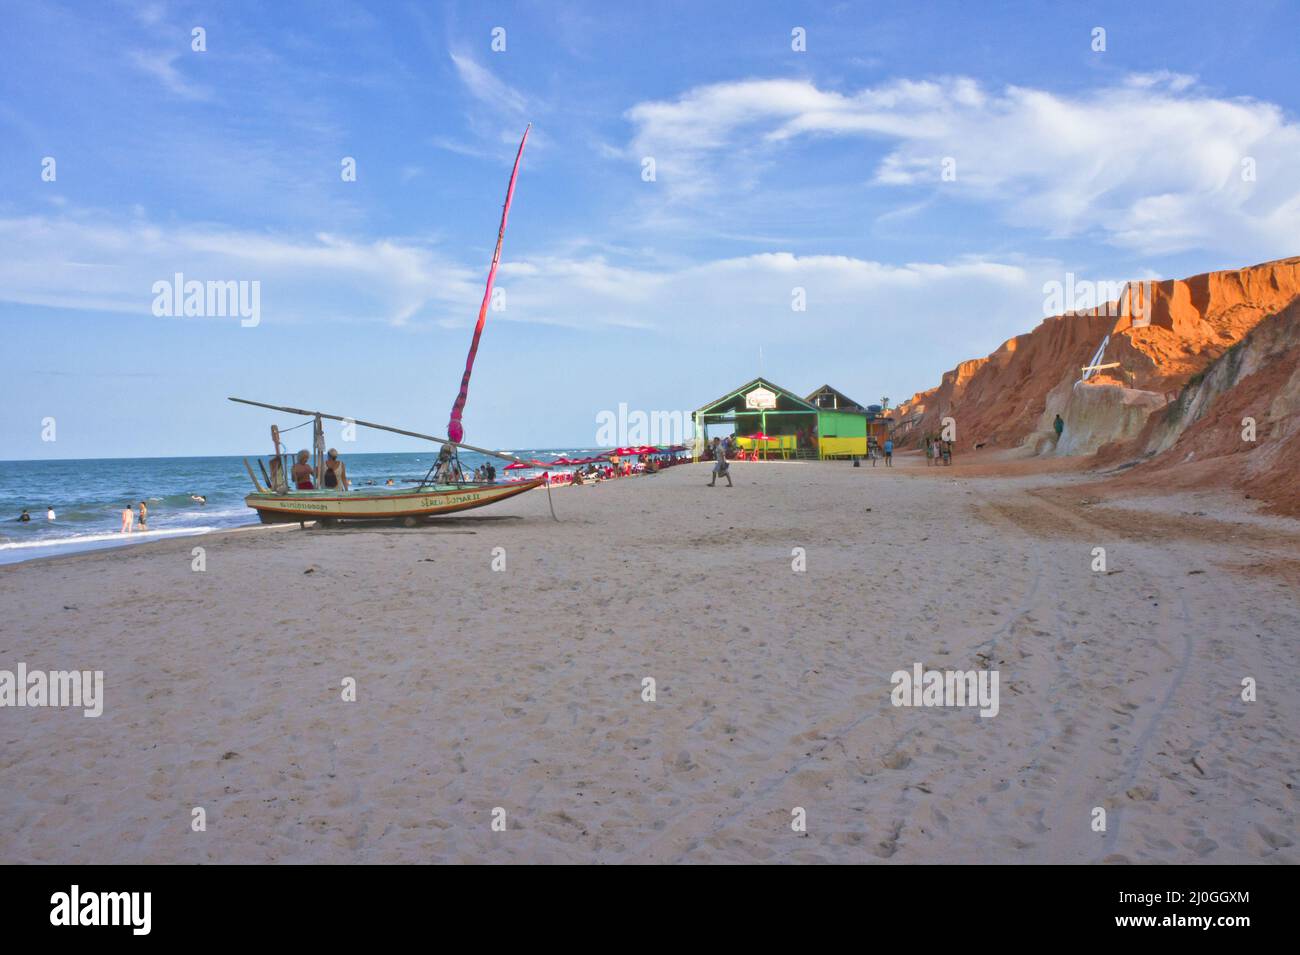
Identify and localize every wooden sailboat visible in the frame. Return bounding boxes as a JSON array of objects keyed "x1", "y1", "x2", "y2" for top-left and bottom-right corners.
[
  {"x1": 241, "y1": 475, "x2": 545, "y2": 524},
  {"x1": 231, "y1": 124, "x2": 546, "y2": 527},
  {"x1": 230, "y1": 398, "x2": 549, "y2": 525}
]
